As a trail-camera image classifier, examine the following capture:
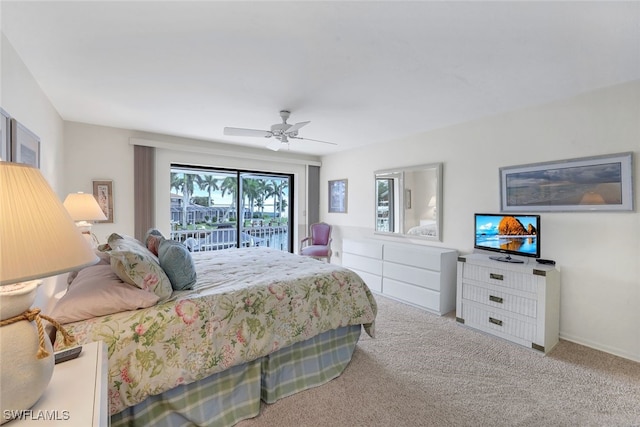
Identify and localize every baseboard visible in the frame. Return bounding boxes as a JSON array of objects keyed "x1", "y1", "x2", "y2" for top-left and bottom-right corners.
[{"x1": 559, "y1": 332, "x2": 639, "y2": 363}]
